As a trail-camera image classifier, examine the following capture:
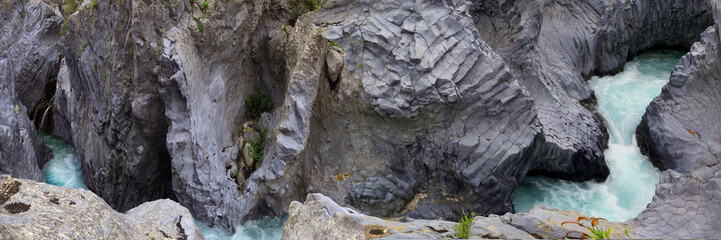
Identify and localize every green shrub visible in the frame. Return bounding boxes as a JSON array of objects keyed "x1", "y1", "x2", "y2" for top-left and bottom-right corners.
[
  {"x1": 454, "y1": 210, "x2": 475, "y2": 239},
  {"x1": 248, "y1": 128, "x2": 267, "y2": 166},
  {"x1": 245, "y1": 85, "x2": 274, "y2": 119},
  {"x1": 289, "y1": 0, "x2": 320, "y2": 26}
]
